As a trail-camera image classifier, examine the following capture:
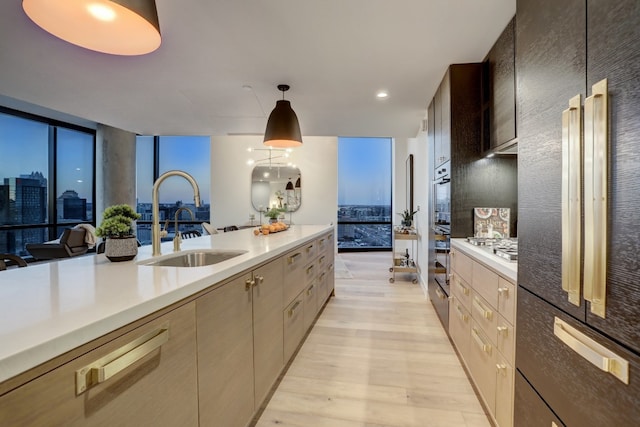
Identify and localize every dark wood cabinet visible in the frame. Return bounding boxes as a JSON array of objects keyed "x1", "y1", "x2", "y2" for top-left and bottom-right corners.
[
  {"x1": 517, "y1": 289, "x2": 640, "y2": 426},
  {"x1": 482, "y1": 17, "x2": 516, "y2": 152},
  {"x1": 515, "y1": 0, "x2": 640, "y2": 425},
  {"x1": 427, "y1": 64, "x2": 518, "y2": 329}
]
